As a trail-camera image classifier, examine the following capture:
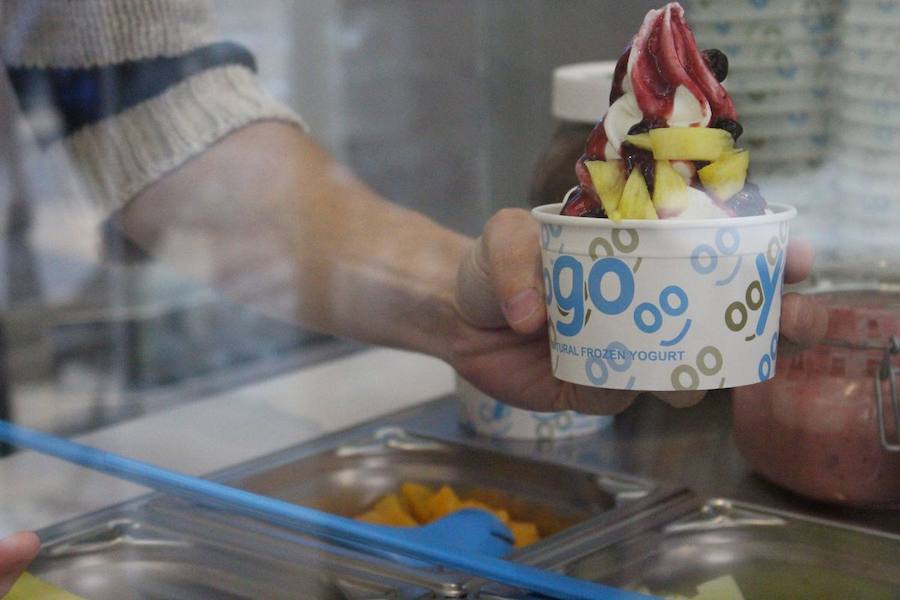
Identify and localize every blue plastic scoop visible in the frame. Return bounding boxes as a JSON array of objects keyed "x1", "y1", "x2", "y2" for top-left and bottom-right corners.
[{"x1": 0, "y1": 420, "x2": 656, "y2": 600}]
